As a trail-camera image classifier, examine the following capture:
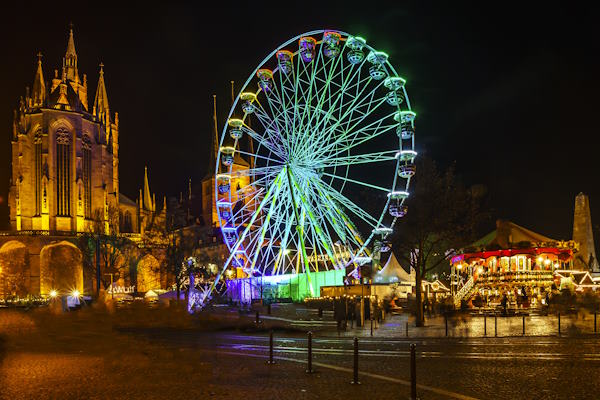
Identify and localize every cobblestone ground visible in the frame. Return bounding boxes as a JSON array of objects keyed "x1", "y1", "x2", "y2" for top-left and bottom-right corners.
[
  {"x1": 335, "y1": 312, "x2": 599, "y2": 338},
  {"x1": 0, "y1": 305, "x2": 417, "y2": 400},
  {"x1": 2, "y1": 304, "x2": 599, "y2": 399},
  {"x1": 243, "y1": 303, "x2": 600, "y2": 338}
]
